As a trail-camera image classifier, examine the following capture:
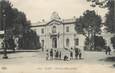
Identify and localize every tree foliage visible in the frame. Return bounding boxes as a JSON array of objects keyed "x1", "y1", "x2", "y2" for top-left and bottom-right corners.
[
  {"x1": 111, "y1": 36, "x2": 115, "y2": 49},
  {"x1": 86, "y1": 0, "x2": 111, "y2": 8},
  {"x1": 18, "y1": 30, "x2": 41, "y2": 50},
  {"x1": 0, "y1": 0, "x2": 41, "y2": 50},
  {"x1": 94, "y1": 36, "x2": 106, "y2": 48},
  {"x1": 0, "y1": 0, "x2": 14, "y2": 30},
  {"x1": 86, "y1": 0, "x2": 115, "y2": 51},
  {"x1": 86, "y1": 0, "x2": 115, "y2": 33},
  {"x1": 84, "y1": 36, "x2": 106, "y2": 51},
  {"x1": 105, "y1": 0, "x2": 115, "y2": 33},
  {"x1": 75, "y1": 10, "x2": 102, "y2": 37}
]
